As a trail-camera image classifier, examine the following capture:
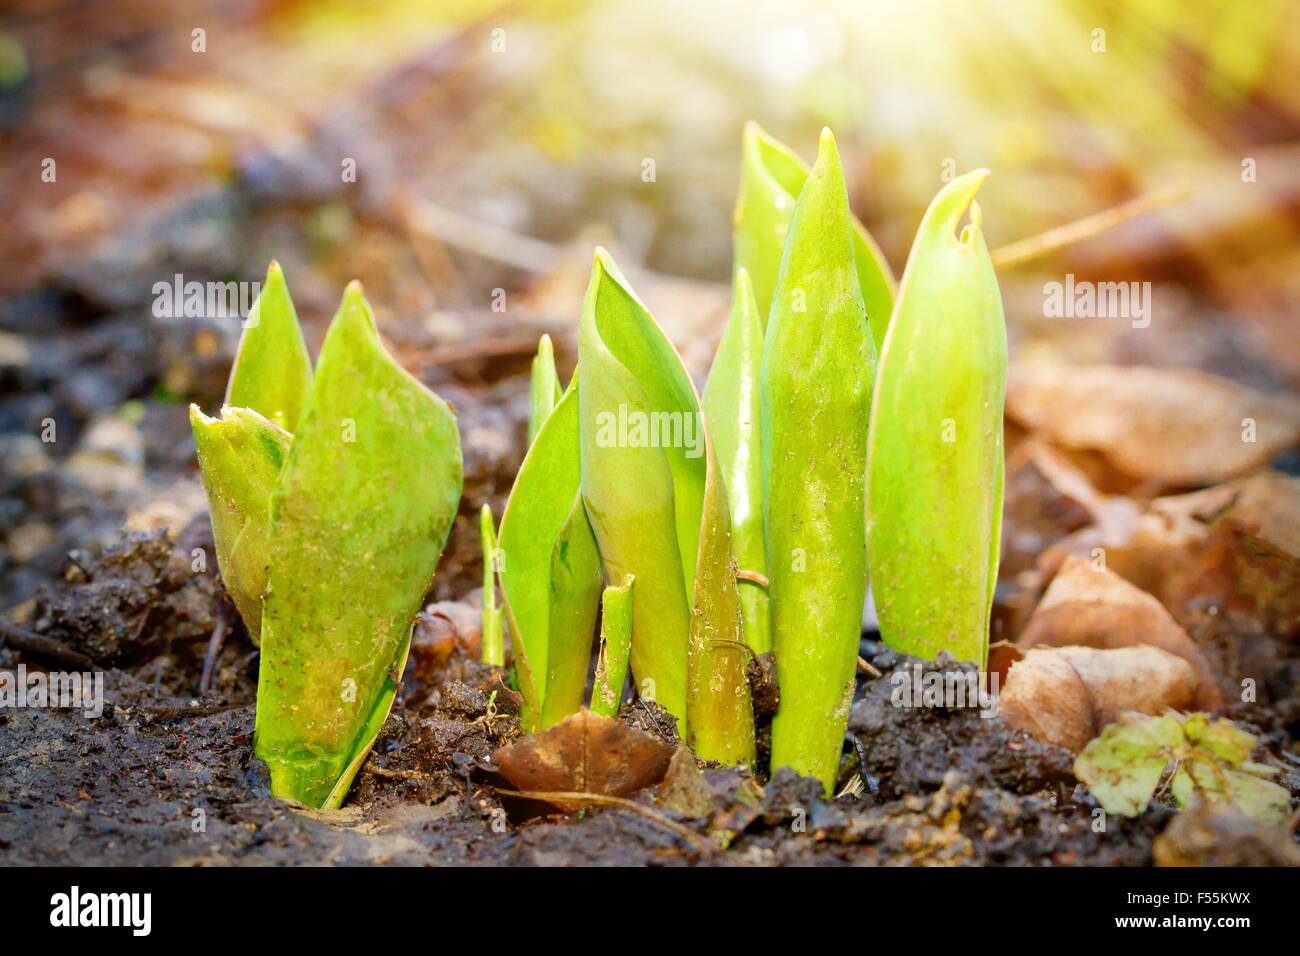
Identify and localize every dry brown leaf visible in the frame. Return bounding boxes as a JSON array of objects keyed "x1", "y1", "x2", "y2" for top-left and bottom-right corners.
[
  {"x1": 410, "y1": 598, "x2": 483, "y2": 678},
  {"x1": 1005, "y1": 363, "x2": 1300, "y2": 486},
  {"x1": 492, "y1": 709, "x2": 674, "y2": 804},
  {"x1": 1000, "y1": 645, "x2": 1197, "y2": 752},
  {"x1": 1053, "y1": 645, "x2": 1197, "y2": 730},
  {"x1": 998, "y1": 647, "x2": 1097, "y2": 752},
  {"x1": 1018, "y1": 554, "x2": 1223, "y2": 709}
]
